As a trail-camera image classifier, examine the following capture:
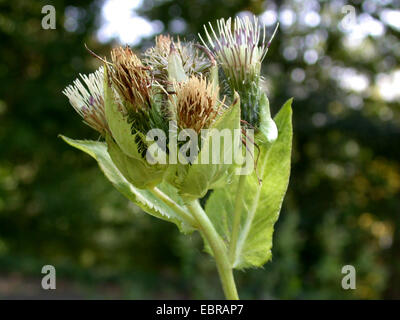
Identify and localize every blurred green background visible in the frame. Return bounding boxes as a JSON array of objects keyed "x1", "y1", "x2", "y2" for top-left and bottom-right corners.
[{"x1": 0, "y1": 0, "x2": 399, "y2": 299}]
